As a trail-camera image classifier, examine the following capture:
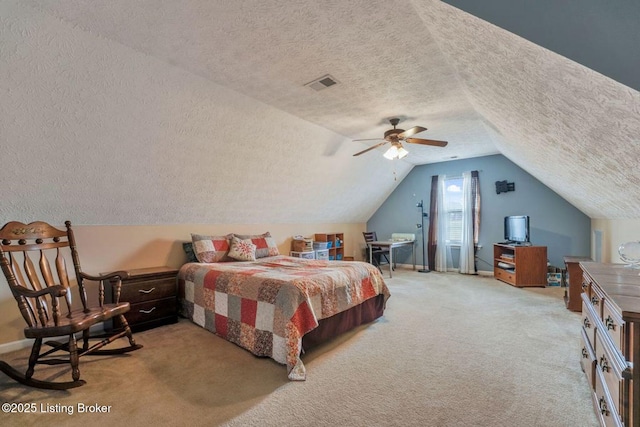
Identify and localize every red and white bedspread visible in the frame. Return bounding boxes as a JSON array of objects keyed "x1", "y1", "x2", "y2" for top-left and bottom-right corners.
[{"x1": 177, "y1": 255, "x2": 390, "y2": 380}]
